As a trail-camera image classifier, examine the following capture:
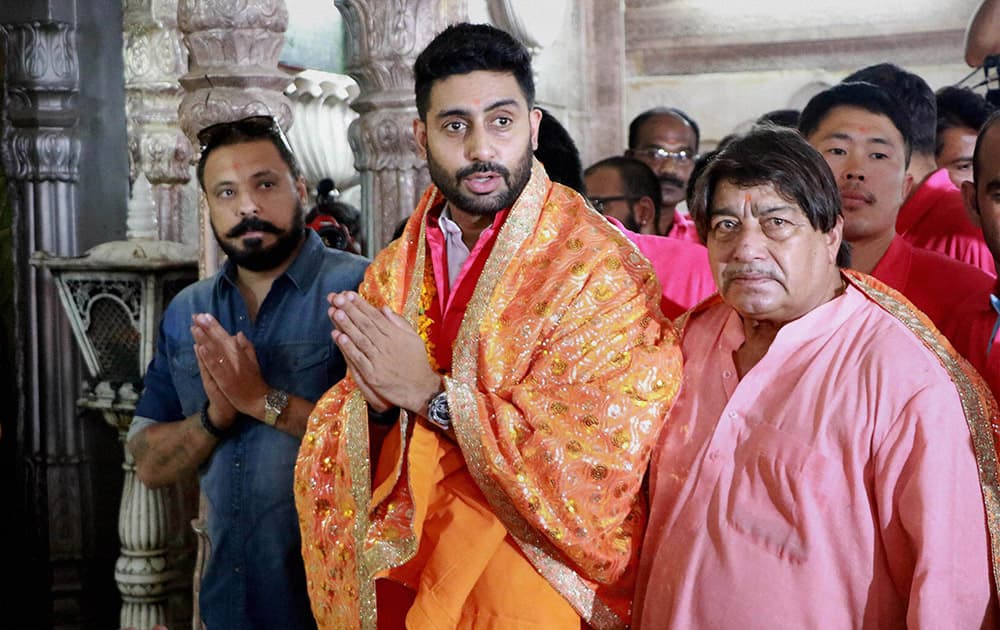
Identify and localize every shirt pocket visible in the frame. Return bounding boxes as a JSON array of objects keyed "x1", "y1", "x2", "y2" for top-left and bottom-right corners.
[
  {"x1": 264, "y1": 342, "x2": 332, "y2": 401},
  {"x1": 725, "y1": 424, "x2": 831, "y2": 563},
  {"x1": 169, "y1": 348, "x2": 205, "y2": 418}
]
